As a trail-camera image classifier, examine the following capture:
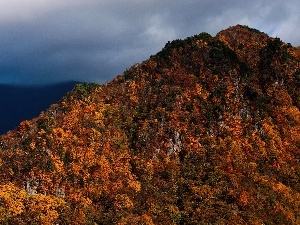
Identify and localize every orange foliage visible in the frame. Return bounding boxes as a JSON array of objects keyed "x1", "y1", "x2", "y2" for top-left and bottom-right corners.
[{"x1": 0, "y1": 25, "x2": 300, "y2": 224}]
